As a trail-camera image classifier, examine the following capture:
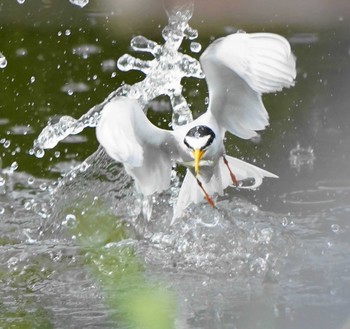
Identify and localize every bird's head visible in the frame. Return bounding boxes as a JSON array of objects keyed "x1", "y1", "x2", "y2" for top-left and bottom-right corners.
[{"x1": 184, "y1": 125, "x2": 216, "y2": 176}]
